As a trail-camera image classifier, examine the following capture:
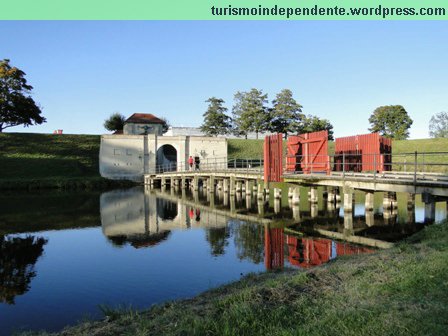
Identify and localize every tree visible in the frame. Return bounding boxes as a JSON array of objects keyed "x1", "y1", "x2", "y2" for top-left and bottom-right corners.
[
  {"x1": 160, "y1": 117, "x2": 170, "y2": 134},
  {"x1": 302, "y1": 115, "x2": 334, "y2": 140},
  {"x1": 104, "y1": 112, "x2": 125, "y2": 132},
  {"x1": 270, "y1": 89, "x2": 304, "y2": 138},
  {"x1": 429, "y1": 111, "x2": 448, "y2": 138},
  {"x1": 368, "y1": 105, "x2": 413, "y2": 140},
  {"x1": 200, "y1": 97, "x2": 232, "y2": 136},
  {"x1": 0, "y1": 59, "x2": 45, "y2": 132},
  {"x1": 232, "y1": 88, "x2": 270, "y2": 139}
]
